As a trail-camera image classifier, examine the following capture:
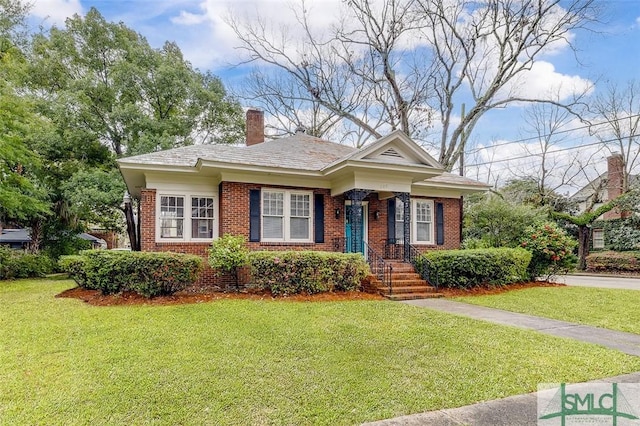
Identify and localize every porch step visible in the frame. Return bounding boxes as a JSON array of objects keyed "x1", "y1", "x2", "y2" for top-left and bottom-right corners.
[
  {"x1": 379, "y1": 285, "x2": 436, "y2": 294},
  {"x1": 384, "y1": 292, "x2": 444, "y2": 301}
]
